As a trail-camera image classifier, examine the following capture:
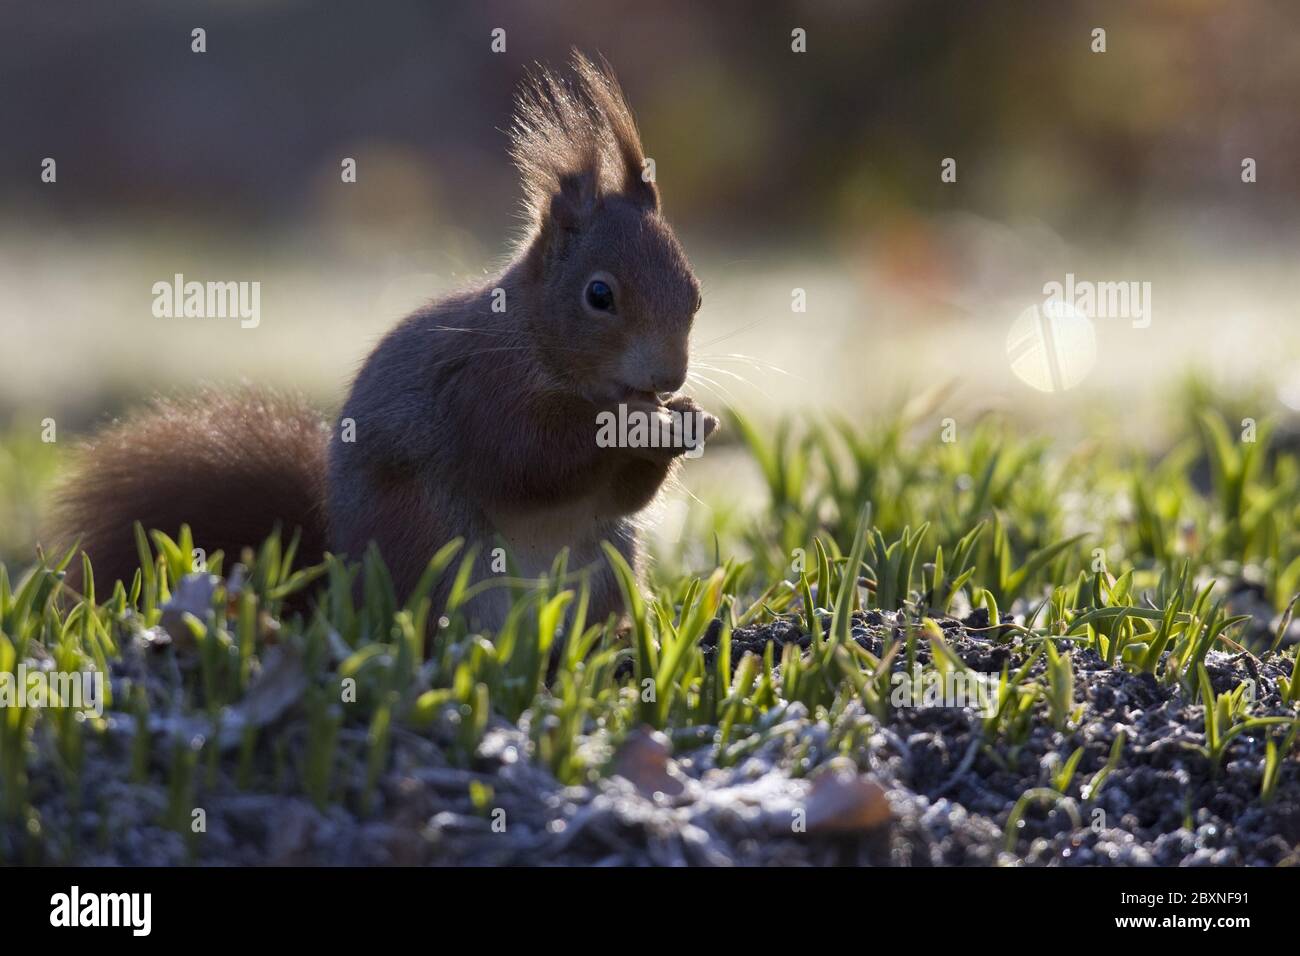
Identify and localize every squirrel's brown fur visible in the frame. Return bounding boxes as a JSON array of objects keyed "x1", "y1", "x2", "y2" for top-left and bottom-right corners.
[
  {"x1": 55, "y1": 390, "x2": 330, "y2": 589},
  {"x1": 51, "y1": 53, "x2": 714, "y2": 629}
]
